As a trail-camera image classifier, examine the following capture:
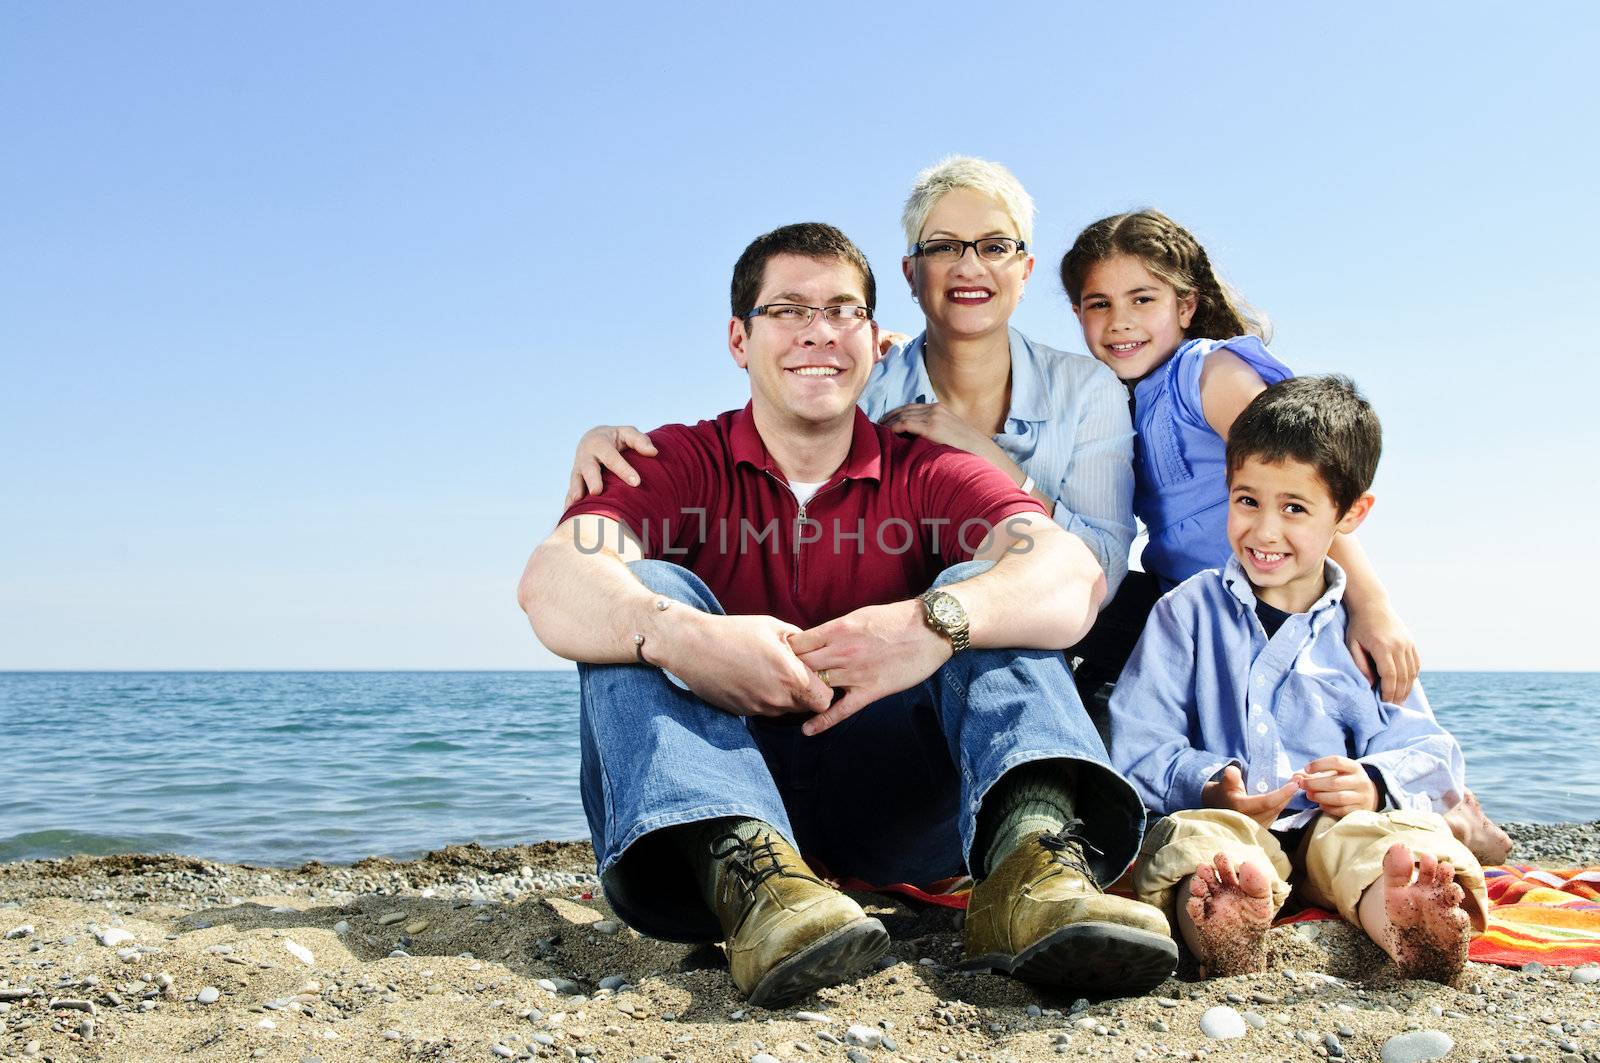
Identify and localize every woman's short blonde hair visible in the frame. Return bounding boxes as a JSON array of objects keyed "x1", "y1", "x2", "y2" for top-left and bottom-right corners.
[{"x1": 901, "y1": 156, "x2": 1036, "y2": 250}]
